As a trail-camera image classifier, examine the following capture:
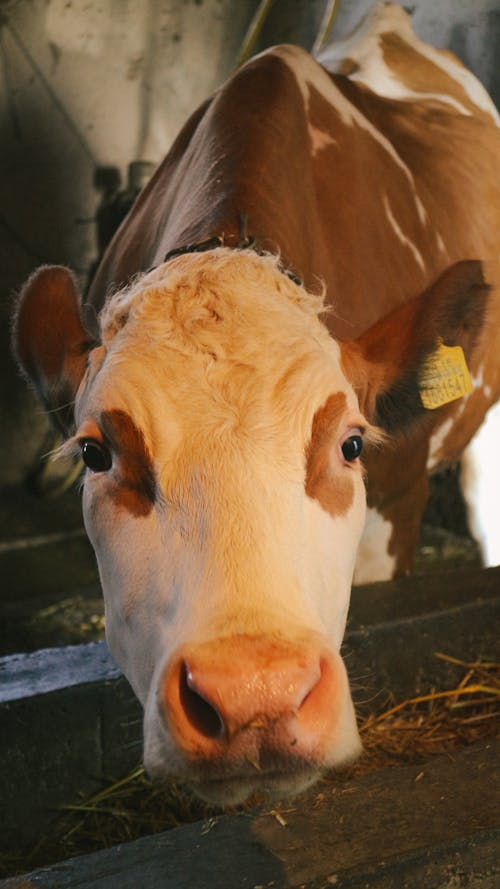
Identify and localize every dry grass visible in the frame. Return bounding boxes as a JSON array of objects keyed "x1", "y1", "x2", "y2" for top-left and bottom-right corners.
[
  {"x1": 2, "y1": 654, "x2": 498, "y2": 878},
  {"x1": 345, "y1": 652, "x2": 499, "y2": 777}
]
